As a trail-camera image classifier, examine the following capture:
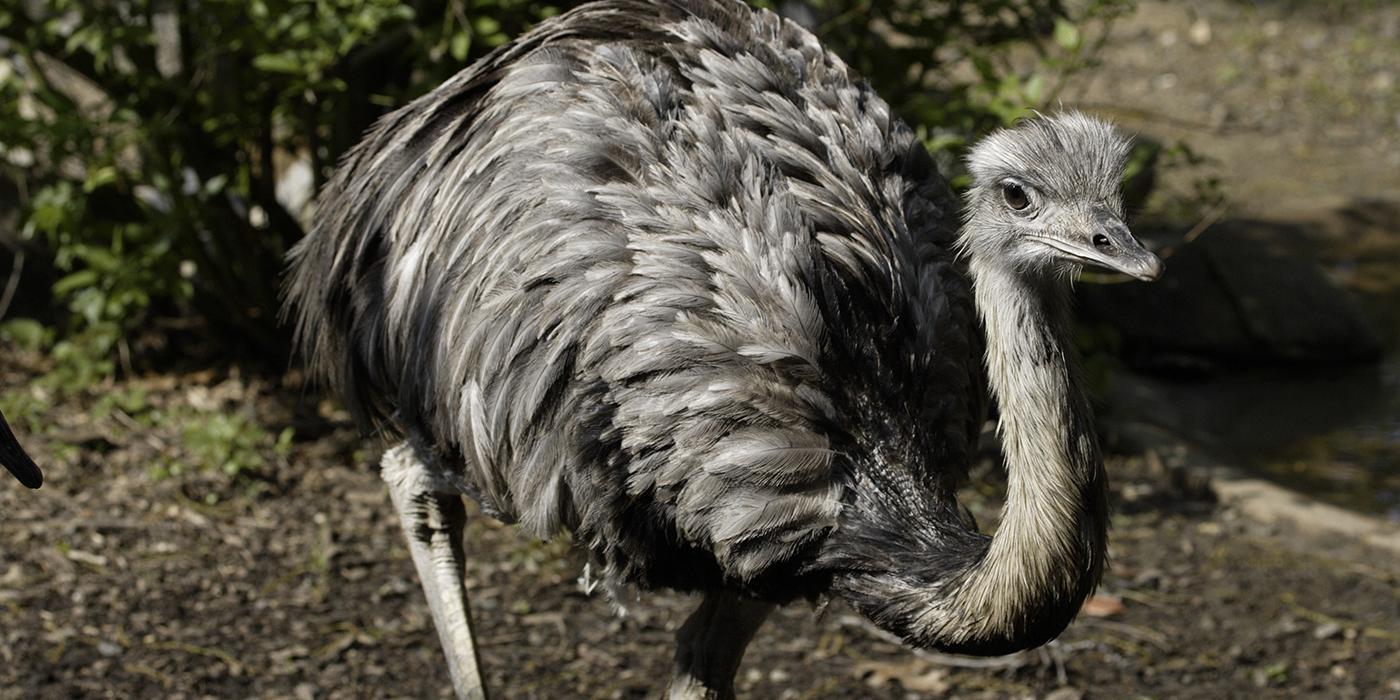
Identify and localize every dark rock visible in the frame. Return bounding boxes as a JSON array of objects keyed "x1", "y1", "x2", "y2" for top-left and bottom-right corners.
[{"x1": 1078, "y1": 229, "x2": 1383, "y2": 373}]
